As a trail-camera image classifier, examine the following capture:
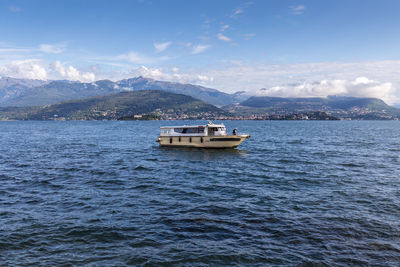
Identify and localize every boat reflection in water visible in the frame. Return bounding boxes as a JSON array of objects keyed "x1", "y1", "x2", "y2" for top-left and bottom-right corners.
[{"x1": 156, "y1": 121, "x2": 250, "y2": 148}]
